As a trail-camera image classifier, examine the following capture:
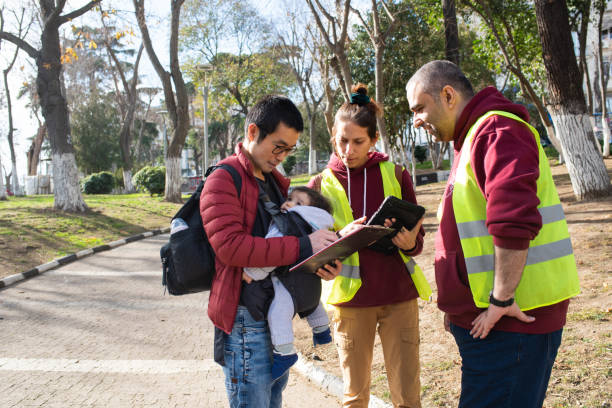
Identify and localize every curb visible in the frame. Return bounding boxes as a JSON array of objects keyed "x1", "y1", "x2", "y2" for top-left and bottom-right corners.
[
  {"x1": 0, "y1": 227, "x2": 170, "y2": 290},
  {"x1": 295, "y1": 353, "x2": 392, "y2": 408}
]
